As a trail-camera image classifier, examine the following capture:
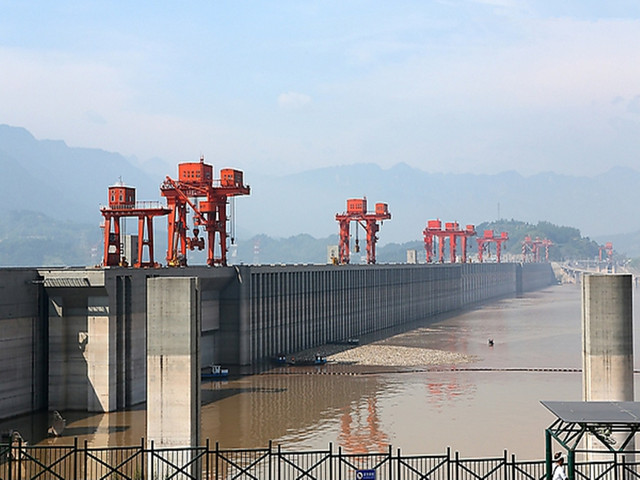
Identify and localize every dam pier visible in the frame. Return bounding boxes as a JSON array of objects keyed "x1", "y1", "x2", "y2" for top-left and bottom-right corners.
[{"x1": 0, "y1": 262, "x2": 554, "y2": 419}]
